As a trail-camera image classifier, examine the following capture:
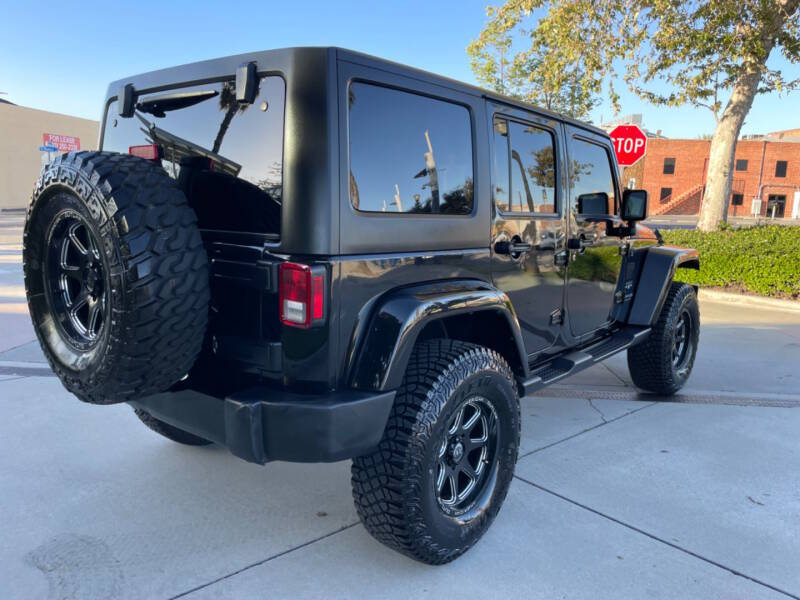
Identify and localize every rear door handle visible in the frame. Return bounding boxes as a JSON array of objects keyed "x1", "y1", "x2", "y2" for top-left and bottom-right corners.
[
  {"x1": 495, "y1": 240, "x2": 532, "y2": 255},
  {"x1": 567, "y1": 237, "x2": 594, "y2": 251},
  {"x1": 510, "y1": 241, "x2": 532, "y2": 253}
]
